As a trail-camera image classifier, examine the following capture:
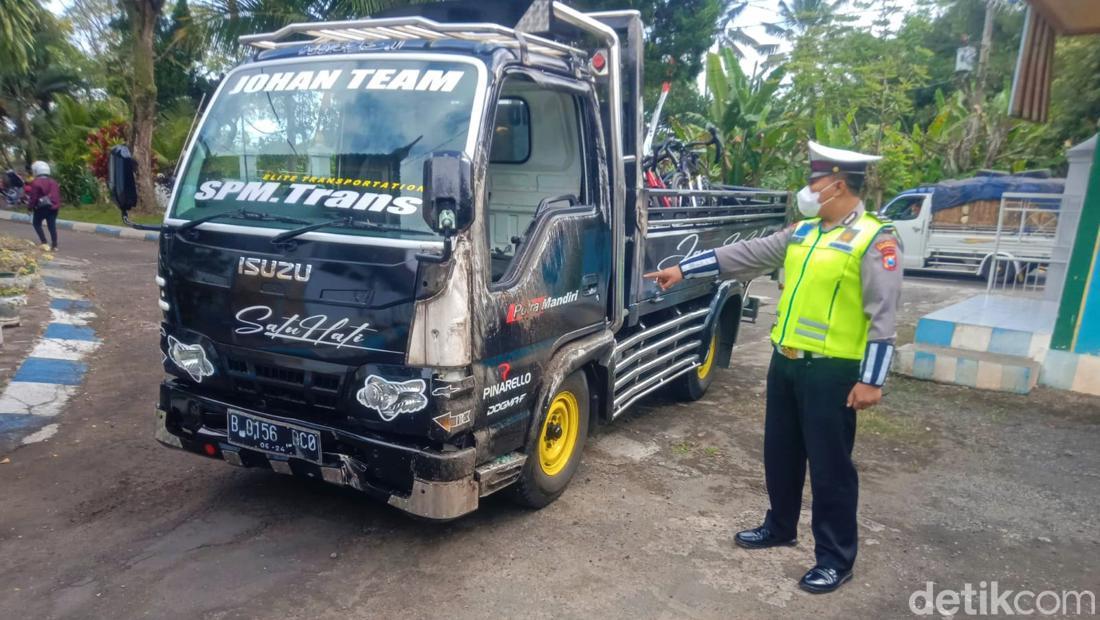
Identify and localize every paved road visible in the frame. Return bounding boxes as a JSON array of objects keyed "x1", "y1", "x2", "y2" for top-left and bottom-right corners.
[{"x1": 0, "y1": 221, "x2": 1096, "y2": 619}]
